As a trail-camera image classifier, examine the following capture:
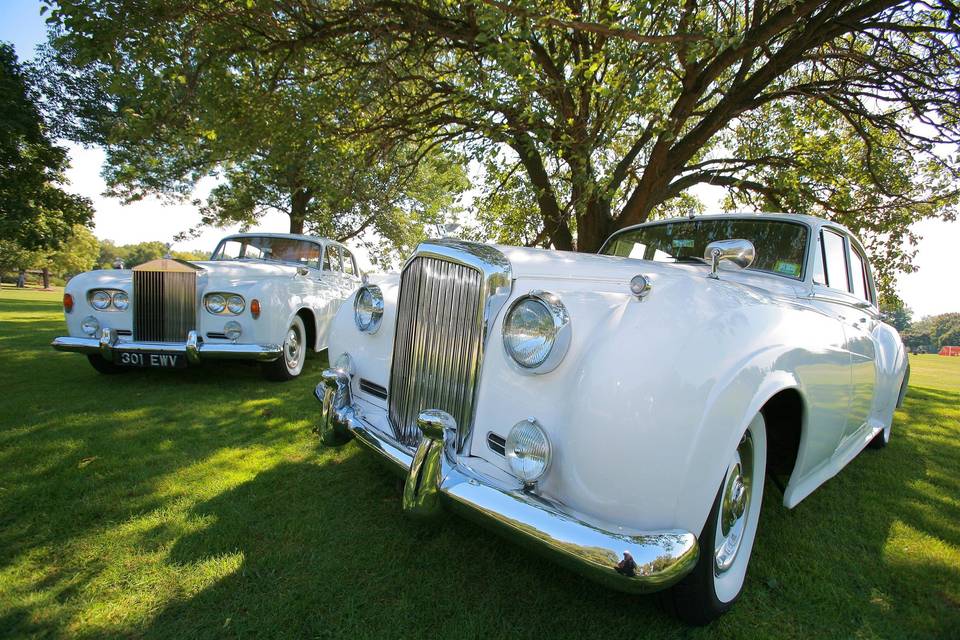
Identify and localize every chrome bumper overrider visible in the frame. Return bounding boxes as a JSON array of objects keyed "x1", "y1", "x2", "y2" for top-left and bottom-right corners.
[
  {"x1": 52, "y1": 329, "x2": 282, "y2": 363},
  {"x1": 315, "y1": 367, "x2": 699, "y2": 594}
]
